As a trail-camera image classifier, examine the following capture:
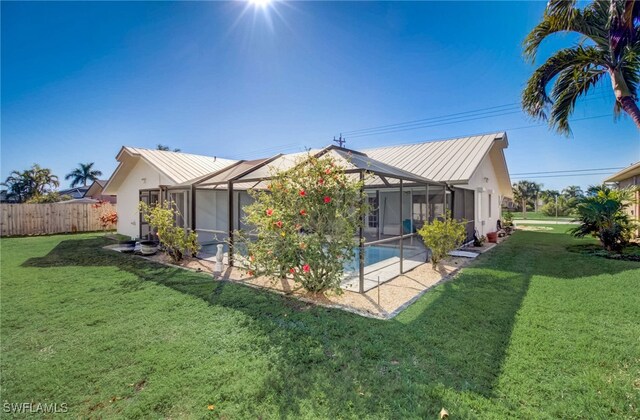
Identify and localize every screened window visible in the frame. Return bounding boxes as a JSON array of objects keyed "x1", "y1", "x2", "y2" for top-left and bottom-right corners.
[{"x1": 367, "y1": 196, "x2": 379, "y2": 228}]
